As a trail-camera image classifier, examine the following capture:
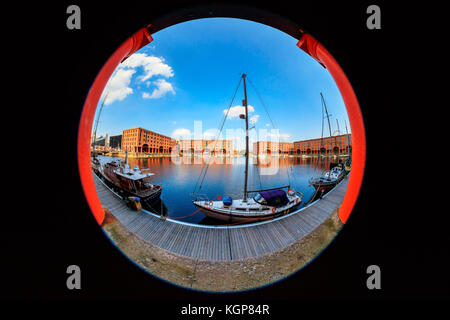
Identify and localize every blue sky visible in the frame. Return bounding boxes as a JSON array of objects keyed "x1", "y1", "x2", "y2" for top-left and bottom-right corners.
[{"x1": 94, "y1": 18, "x2": 350, "y2": 149}]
